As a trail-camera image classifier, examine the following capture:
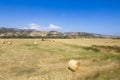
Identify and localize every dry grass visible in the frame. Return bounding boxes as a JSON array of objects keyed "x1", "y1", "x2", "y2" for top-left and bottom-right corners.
[
  {"x1": 55, "y1": 38, "x2": 120, "y2": 46},
  {"x1": 0, "y1": 38, "x2": 120, "y2": 80}
]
